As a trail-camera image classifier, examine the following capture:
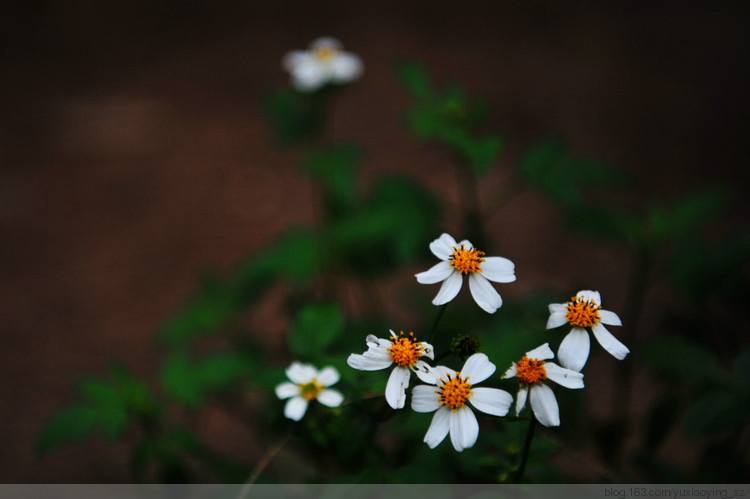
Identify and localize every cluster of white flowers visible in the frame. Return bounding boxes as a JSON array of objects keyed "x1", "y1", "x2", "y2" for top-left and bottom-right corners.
[{"x1": 273, "y1": 38, "x2": 631, "y2": 453}]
